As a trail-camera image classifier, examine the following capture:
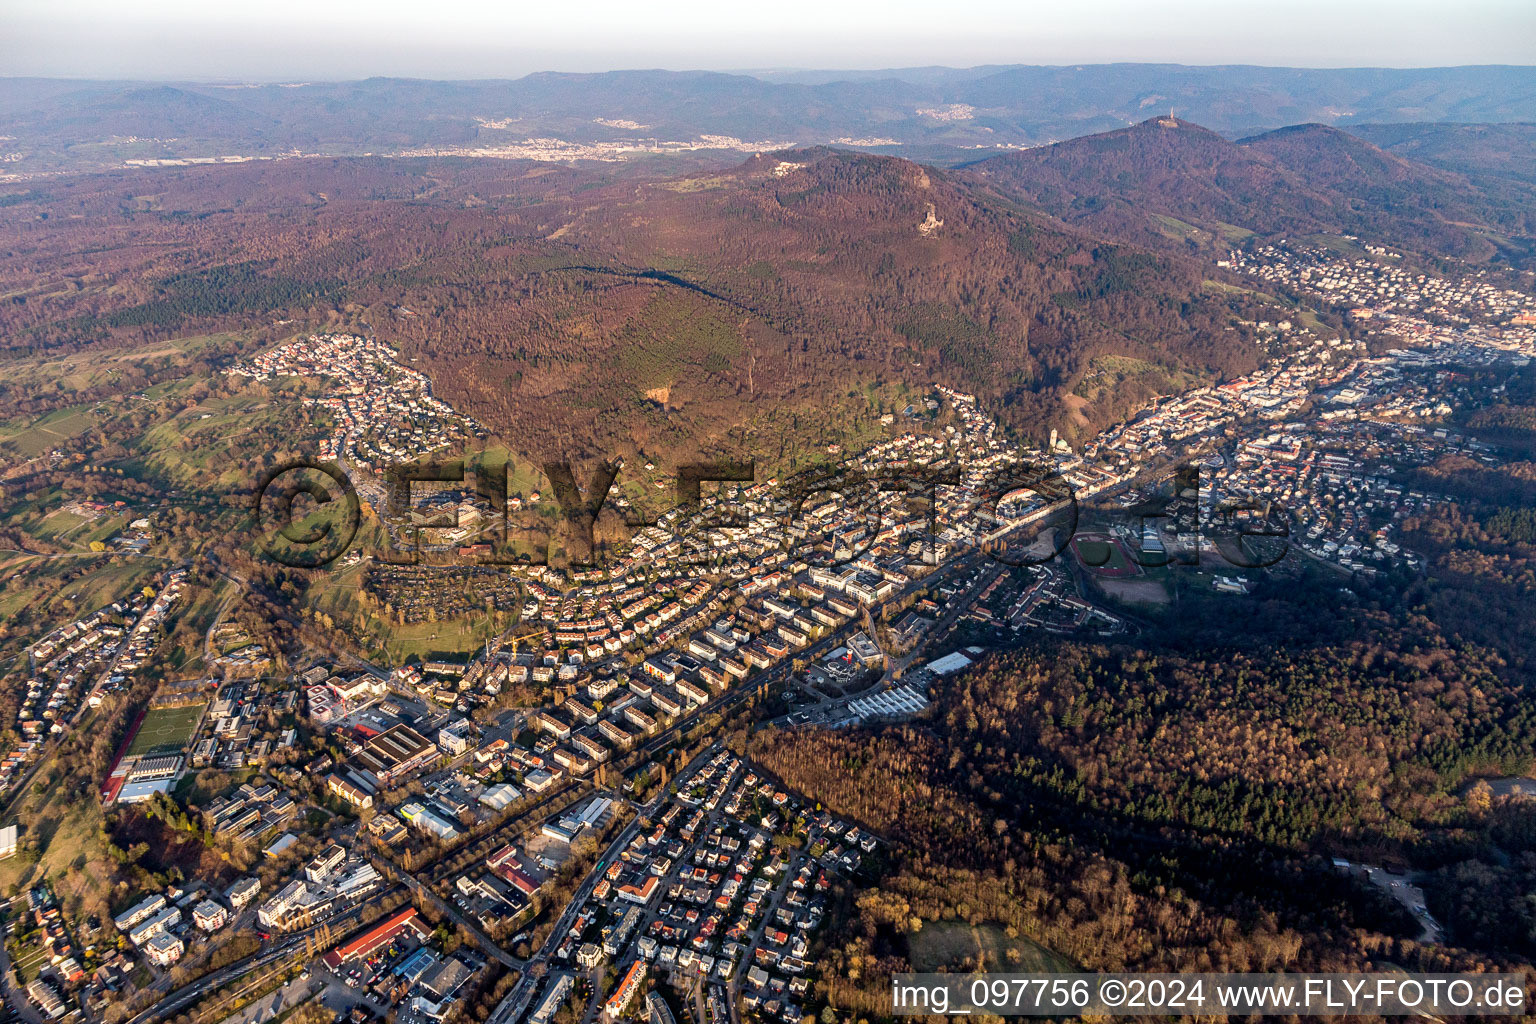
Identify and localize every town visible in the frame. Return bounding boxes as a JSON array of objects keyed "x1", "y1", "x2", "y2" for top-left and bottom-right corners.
[{"x1": 5, "y1": 237, "x2": 1536, "y2": 1024}]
